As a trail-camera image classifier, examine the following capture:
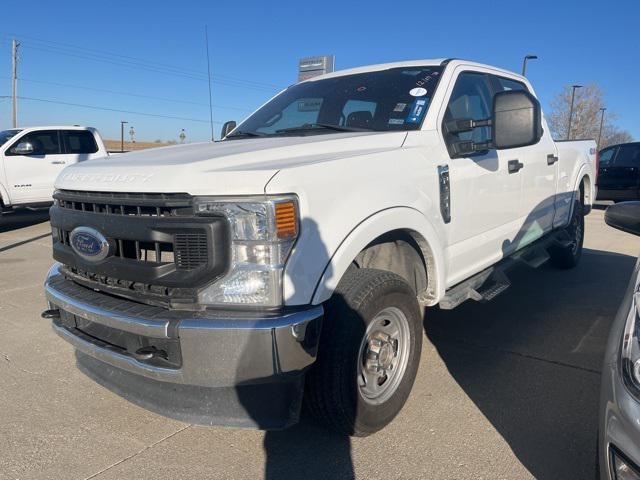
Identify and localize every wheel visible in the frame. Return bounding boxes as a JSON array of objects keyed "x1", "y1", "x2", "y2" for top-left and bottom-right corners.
[
  {"x1": 549, "y1": 194, "x2": 584, "y2": 269},
  {"x1": 305, "y1": 268, "x2": 423, "y2": 437}
]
